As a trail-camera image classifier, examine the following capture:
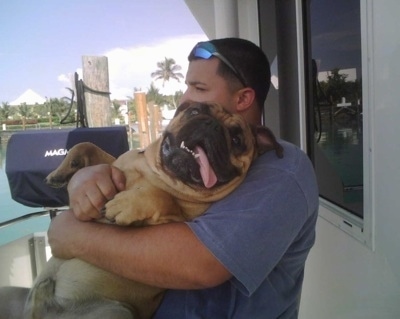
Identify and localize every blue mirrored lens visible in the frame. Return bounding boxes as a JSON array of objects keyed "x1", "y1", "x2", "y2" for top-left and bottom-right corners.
[
  {"x1": 192, "y1": 41, "x2": 246, "y2": 86},
  {"x1": 194, "y1": 47, "x2": 213, "y2": 59}
]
